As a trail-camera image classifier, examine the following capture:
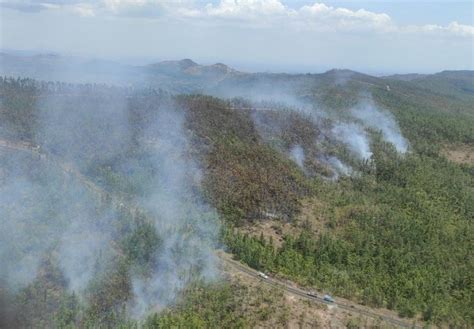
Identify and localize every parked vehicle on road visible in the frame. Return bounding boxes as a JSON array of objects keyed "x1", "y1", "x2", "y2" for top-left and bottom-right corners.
[
  {"x1": 323, "y1": 294, "x2": 334, "y2": 303},
  {"x1": 257, "y1": 271, "x2": 269, "y2": 279},
  {"x1": 307, "y1": 291, "x2": 317, "y2": 298}
]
